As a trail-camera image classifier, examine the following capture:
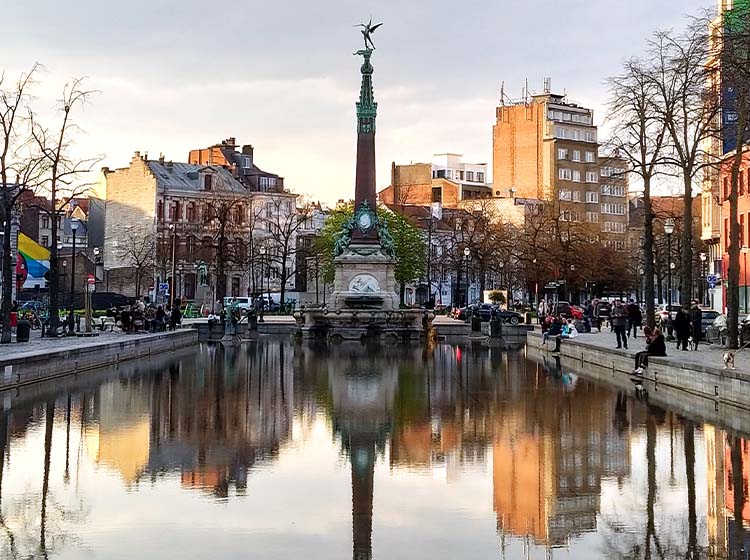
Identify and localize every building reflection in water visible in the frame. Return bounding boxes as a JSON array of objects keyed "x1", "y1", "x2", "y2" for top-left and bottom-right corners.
[{"x1": 0, "y1": 340, "x2": 749, "y2": 559}]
